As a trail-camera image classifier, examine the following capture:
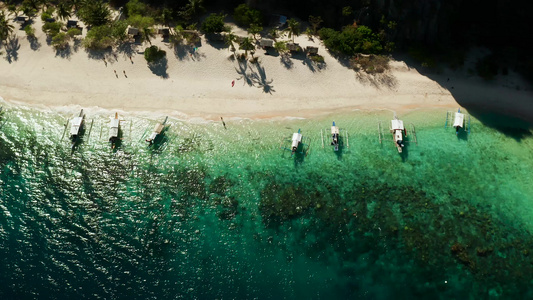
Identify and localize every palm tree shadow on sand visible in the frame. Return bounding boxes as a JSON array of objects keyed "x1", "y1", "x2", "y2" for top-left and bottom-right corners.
[{"x1": 234, "y1": 59, "x2": 275, "y2": 93}]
